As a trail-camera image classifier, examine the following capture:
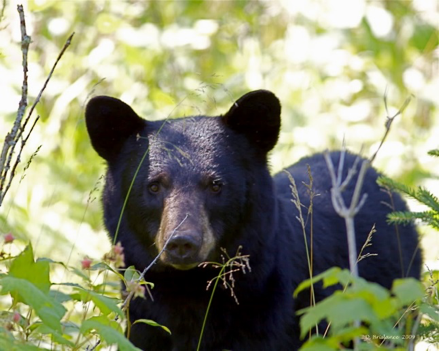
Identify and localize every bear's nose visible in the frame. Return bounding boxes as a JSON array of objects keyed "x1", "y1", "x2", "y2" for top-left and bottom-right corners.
[{"x1": 166, "y1": 233, "x2": 201, "y2": 260}]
